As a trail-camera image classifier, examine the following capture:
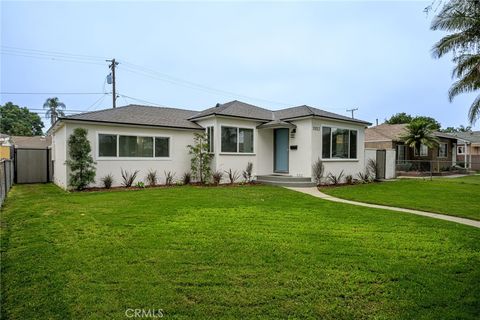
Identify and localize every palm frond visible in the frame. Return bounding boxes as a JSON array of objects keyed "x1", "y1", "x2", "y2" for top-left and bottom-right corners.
[
  {"x1": 431, "y1": 32, "x2": 477, "y2": 58},
  {"x1": 468, "y1": 94, "x2": 480, "y2": 124},
  {"x1": 448, "y1": 66, "x2": 480, "y2": 101},
  {"x1": 431, "y1": 1, "x2": 479, "y2": 32},
  {"x1": 452, "y1": 54, "x2": 480, "y2": 78}
]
